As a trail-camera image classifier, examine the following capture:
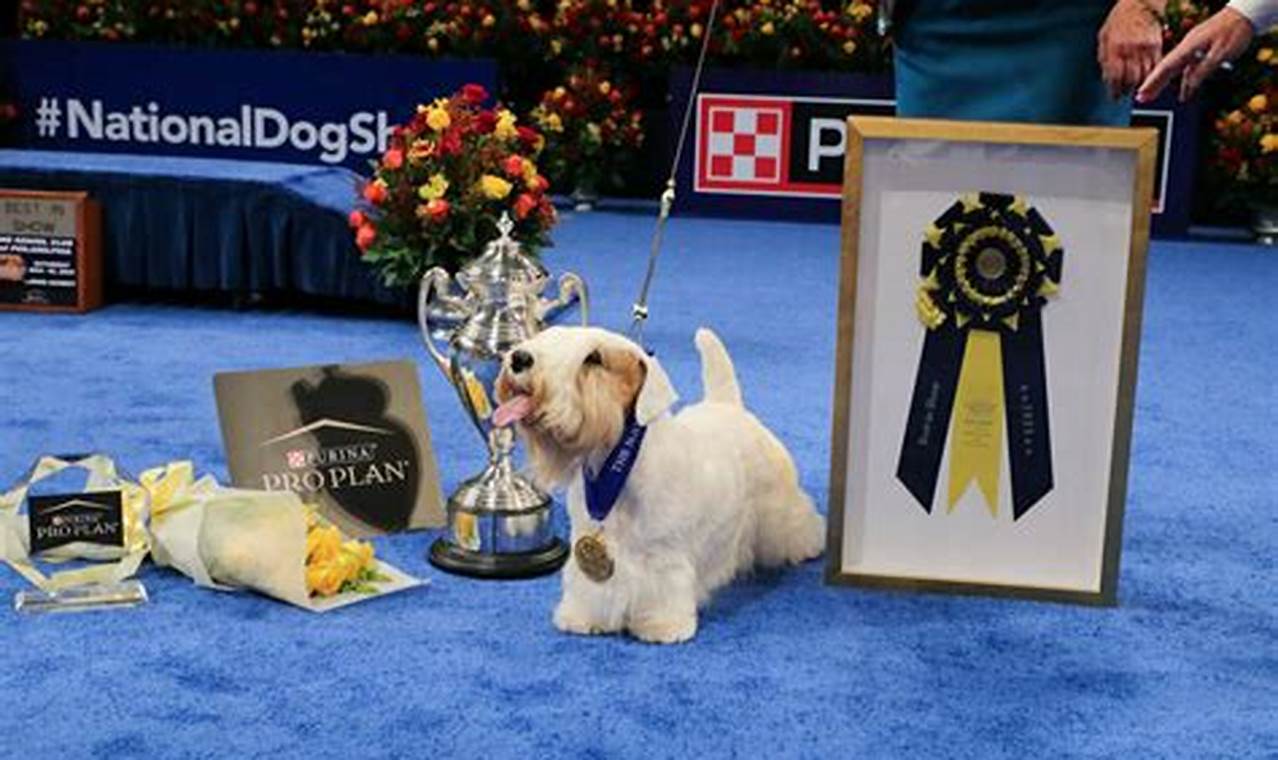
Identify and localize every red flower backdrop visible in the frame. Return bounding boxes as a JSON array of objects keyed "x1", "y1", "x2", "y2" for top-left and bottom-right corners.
[
  {"x1": 531, "y1": 65, "x2": 646, "y2": 196},
  {"x1": 350, "y1": 85, "x2": 556, "y2": 285},
  {"x1": 15, "y1": 0, "x2": 1274, "y2": 228}
]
